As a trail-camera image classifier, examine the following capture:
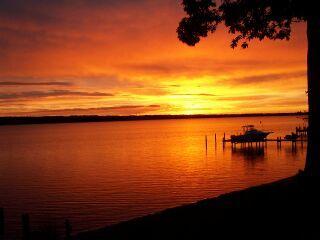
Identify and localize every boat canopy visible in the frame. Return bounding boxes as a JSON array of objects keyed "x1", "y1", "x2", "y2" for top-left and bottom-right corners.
[{"x1": 242, "y1": 125, "x2": 255, "y2": 128}]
